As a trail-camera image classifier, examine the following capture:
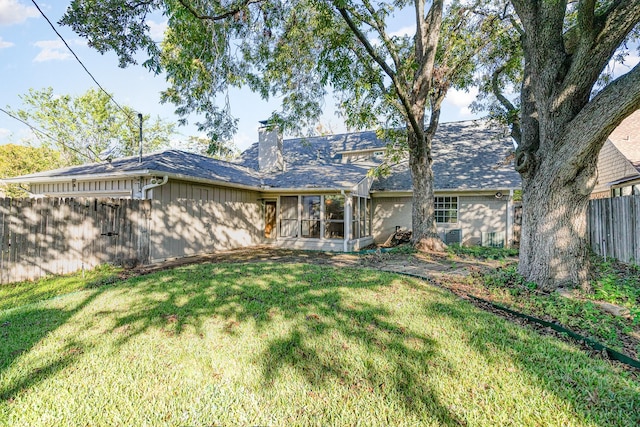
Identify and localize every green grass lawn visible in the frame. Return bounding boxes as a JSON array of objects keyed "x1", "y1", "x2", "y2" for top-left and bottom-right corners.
[{"x1": 1, "y1": 263, "x2": 638, "y2": 426}]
